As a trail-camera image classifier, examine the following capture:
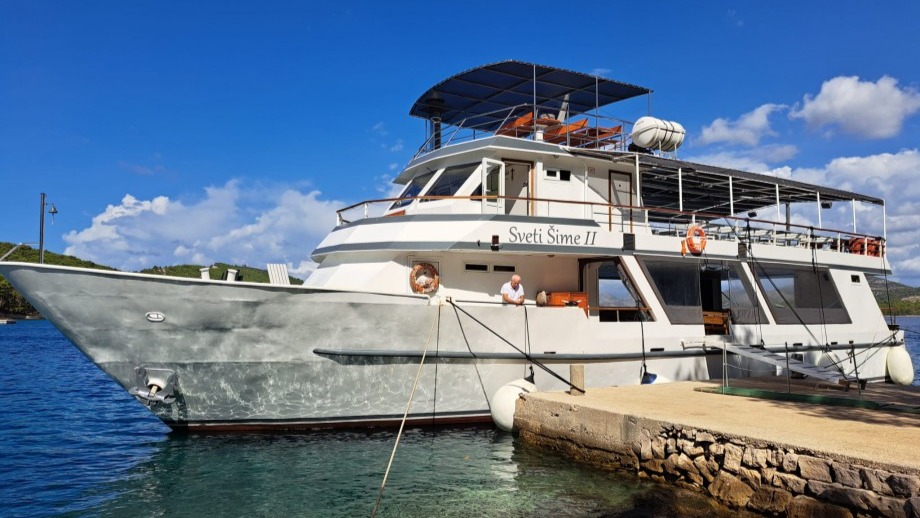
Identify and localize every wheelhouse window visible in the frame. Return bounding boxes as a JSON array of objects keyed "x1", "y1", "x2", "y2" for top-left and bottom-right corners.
[
  {"x1": 420, "y1": 163, "x2": 478, "y2": 202},
  {"x1": 391, "y1": 171, "x2": 436, "y2": 209},
  {"x1": 754, "y1": 265, "x2": 850, "y2": 324}
]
